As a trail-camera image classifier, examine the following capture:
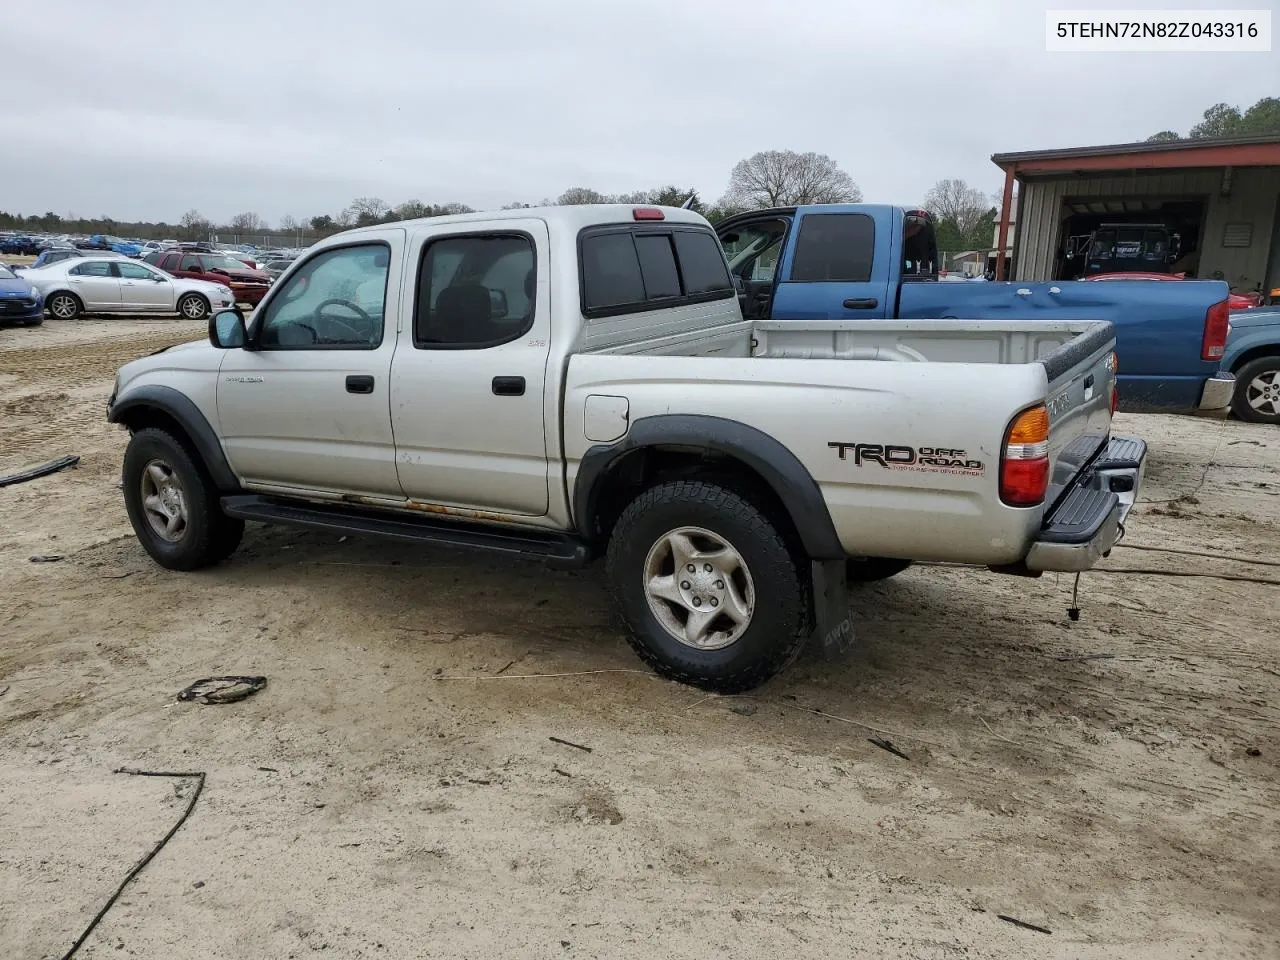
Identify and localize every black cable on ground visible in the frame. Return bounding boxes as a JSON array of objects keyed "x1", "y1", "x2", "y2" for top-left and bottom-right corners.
[
  {"x1": 1088, "y1": 567, "x2": 1280, "y2": 587},
  {"x1": 0, "y1": 455, "x2": 80, "y2": 488},
  {"x1": 1114, "y1": 542, "x2": 1280, "y2": 568},
  {"x1": 58, "y1": 768, "x2": 206, "y2": 960}
]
